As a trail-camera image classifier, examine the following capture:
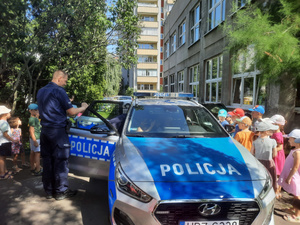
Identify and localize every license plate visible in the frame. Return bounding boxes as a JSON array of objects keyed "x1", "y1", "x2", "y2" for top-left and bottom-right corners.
[{"x1": 179, "y1": 220, "x2": 239, "y2": 225}]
